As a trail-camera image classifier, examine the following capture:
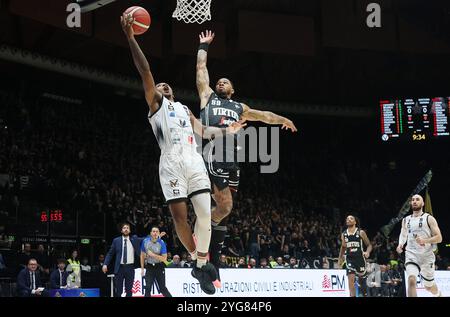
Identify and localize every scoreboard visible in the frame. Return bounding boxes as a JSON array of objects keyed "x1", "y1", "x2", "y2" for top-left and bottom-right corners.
[{"x1": 380, "y1": 97, "x2": 450, "y2": 142}]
